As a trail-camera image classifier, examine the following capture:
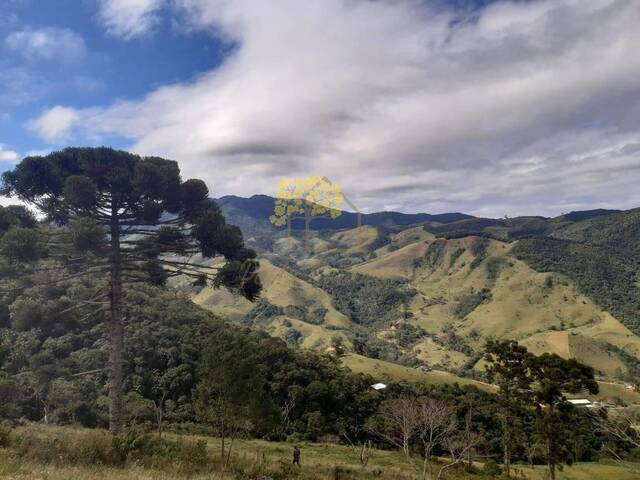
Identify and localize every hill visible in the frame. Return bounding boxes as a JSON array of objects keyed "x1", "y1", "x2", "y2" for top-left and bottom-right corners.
[{"x1": 190, "y1": 200, "x2": 640, "y2": 398}]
